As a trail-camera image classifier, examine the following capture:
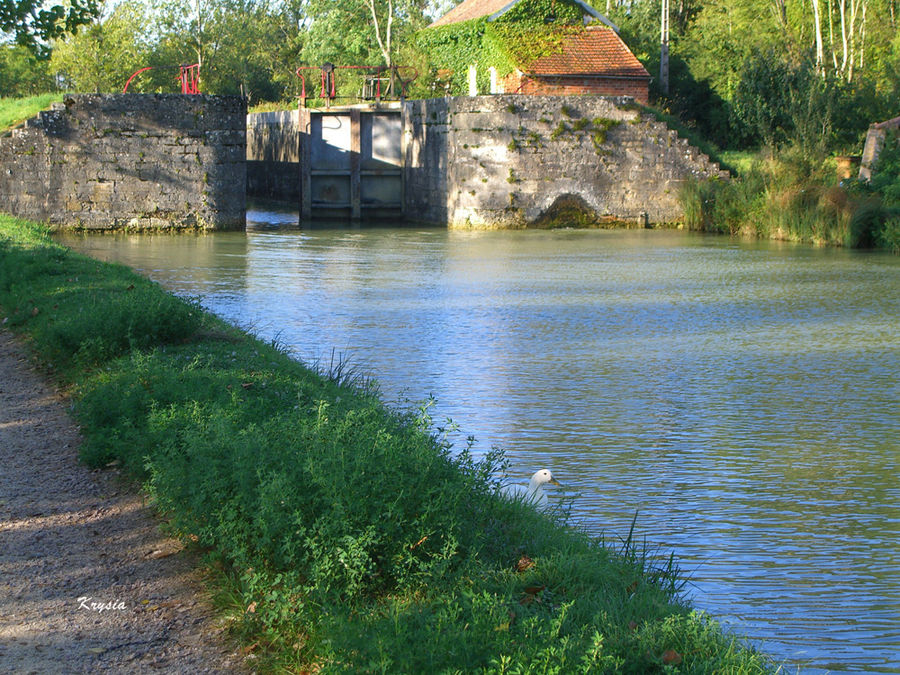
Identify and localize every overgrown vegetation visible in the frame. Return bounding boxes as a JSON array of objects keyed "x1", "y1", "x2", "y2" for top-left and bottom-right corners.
[
  {"x1": 680, "y1": 140, "x2": 900, "y2": 252},
  {"x1": 0, "y1": 214, "x2": 776, "y2": 672},
  {"x1": 416, "y1": 0, "x2": 595, "y2": 97},
  {"x1": 608, "y1": 0, "x2": 899, "y2": 156}
]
